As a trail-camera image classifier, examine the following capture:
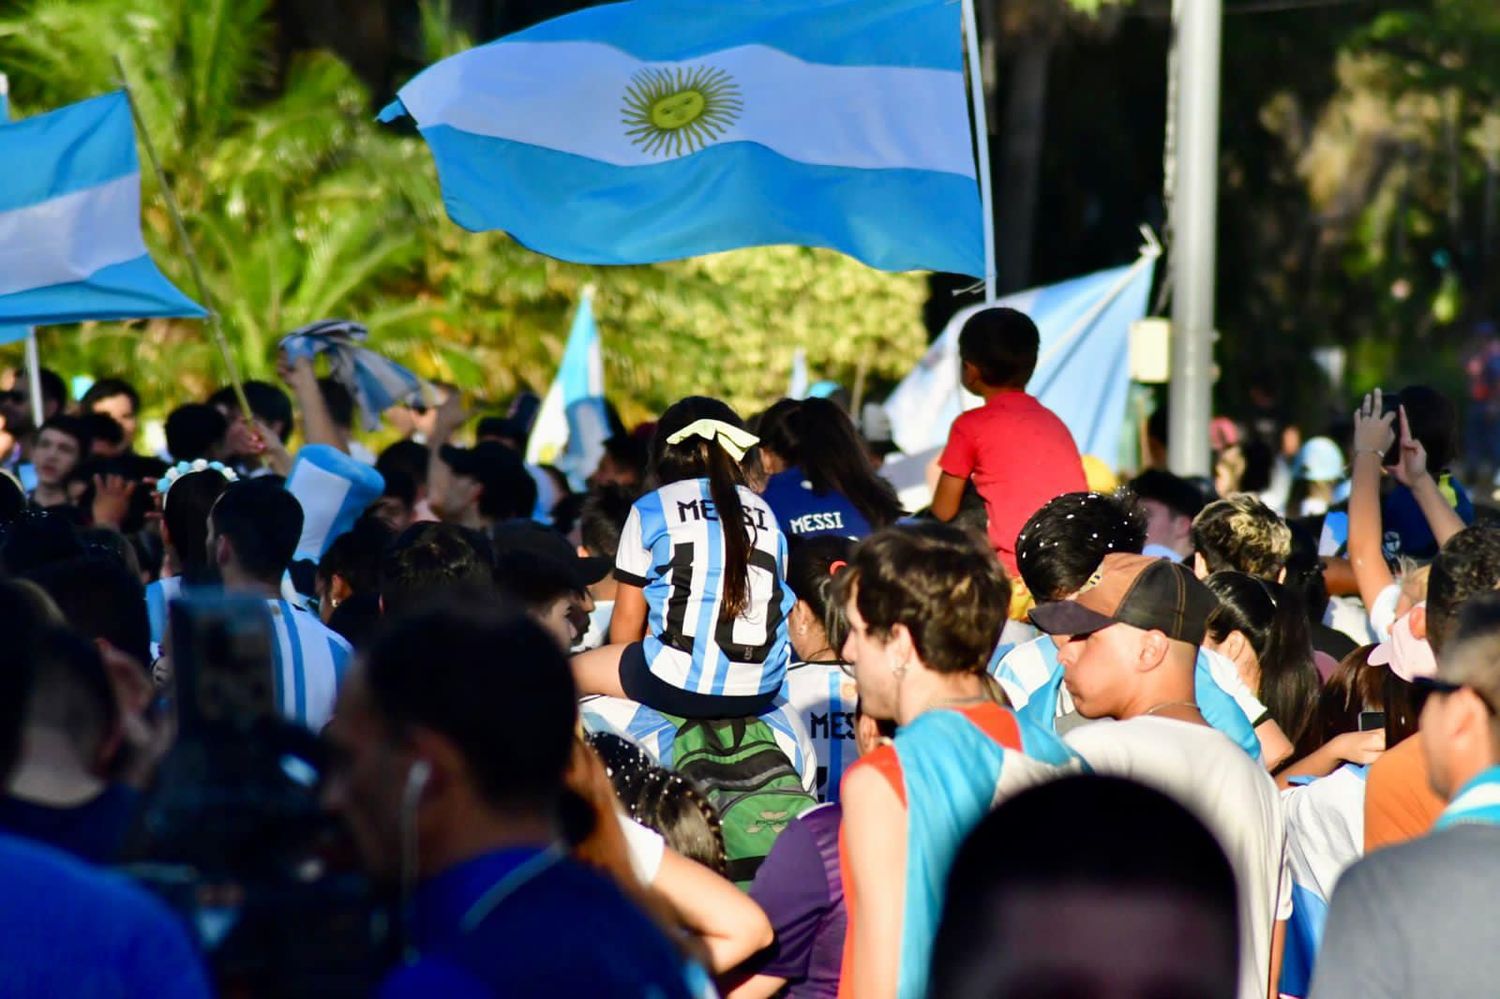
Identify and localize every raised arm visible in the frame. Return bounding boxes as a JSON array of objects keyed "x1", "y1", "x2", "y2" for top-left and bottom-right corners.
[
  {"x1": 1348, "y1": 391, "x2": 1397, "y2": 611},
  {"x1": 278, "y1": 353, "x2": 343, "y2": 453},
  {"x1": 425, "y1": 387, "x2": 467, "y2": 520}
]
